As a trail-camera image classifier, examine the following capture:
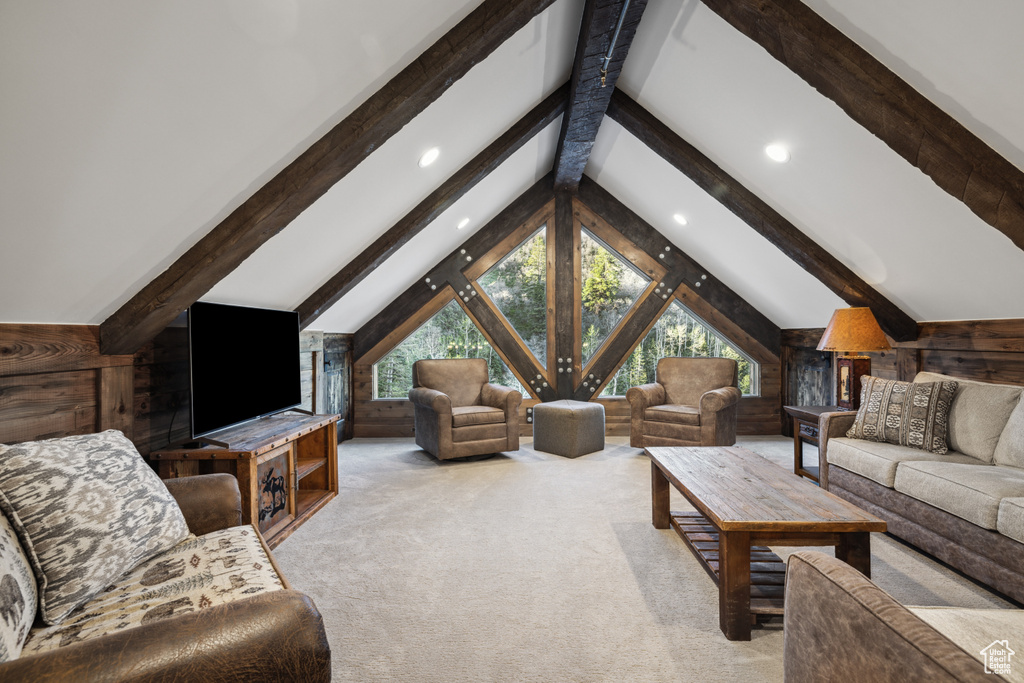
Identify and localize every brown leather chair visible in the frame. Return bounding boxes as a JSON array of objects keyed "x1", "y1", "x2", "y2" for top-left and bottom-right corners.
[
  {"x1": 626, "y1": 357, "x2": 741, "y2": 448},
  {"x1": 408, "y1": 358, "x2": 522, "y2": 460}
]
